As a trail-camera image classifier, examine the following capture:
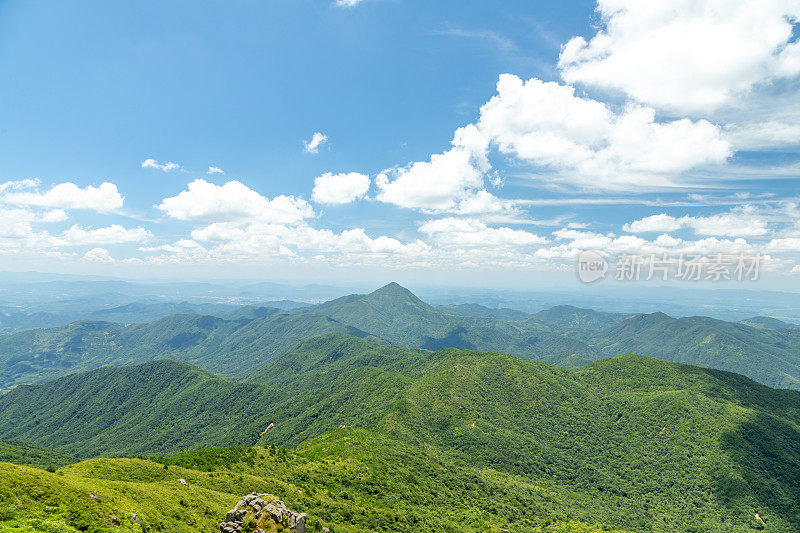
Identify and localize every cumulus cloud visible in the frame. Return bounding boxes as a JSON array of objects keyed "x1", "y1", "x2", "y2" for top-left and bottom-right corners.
[
  {"x1": 375, "y1": 74, "x2": 731, "y2": 213},
  {"x1": 141, "y1": 158, "x2": 181, "y2": 172},
  {"x1": 419, "y1": 217, "x2": 548, "y2": 248},
  {"x1": 376, "y1": 125, "x2": 490, "y2": 211},
  {"x1": 623, "y1": 207, "x2": 768, "y2": 237},
  {"x1": 157, "y1": 179, "x2": 314, "y2": 224},
  {"x1": 303, "y1": 132, "x2": 328, "y2": 154},
  {"x1": 1, "y1": 181, "x2": 124, "y2": 213},
  {"x1": 61, "y1": 224, "x2": 152, "y2": 245},
  {"x1": 477, "y1": 75, "x2": 731, "y2": 188},
  {"x1": 558, "y1": 0, "x2": 800, "y2": 113},
  {"x1": 83, "y1": 248, "x2": 115, "y2": 263},
  {"x1": 312, "y1": 172, "x2": 370, "y2": 204}
]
